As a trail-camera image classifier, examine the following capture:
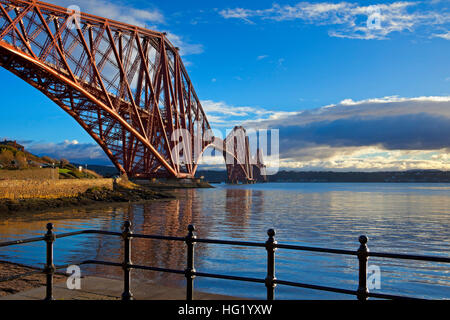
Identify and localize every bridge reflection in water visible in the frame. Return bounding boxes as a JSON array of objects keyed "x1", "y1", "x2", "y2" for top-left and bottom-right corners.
[
  {"x1": 83, "y1": 189, "x2": 266, "y2": 285},
  {"x1": 81, "y1": 191, "x2": 201, "y2": 285}
]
